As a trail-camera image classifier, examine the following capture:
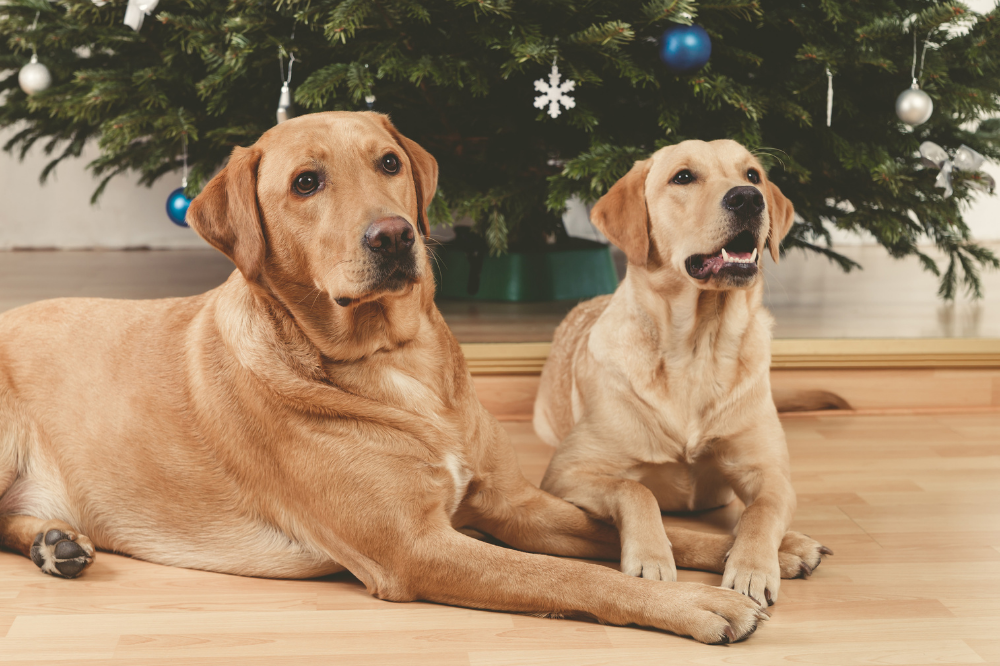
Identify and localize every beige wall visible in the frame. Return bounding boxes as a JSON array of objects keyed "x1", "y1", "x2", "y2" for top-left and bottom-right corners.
[{"x1": 0, "y1": 127, "x2": 207, "y2": 250}]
